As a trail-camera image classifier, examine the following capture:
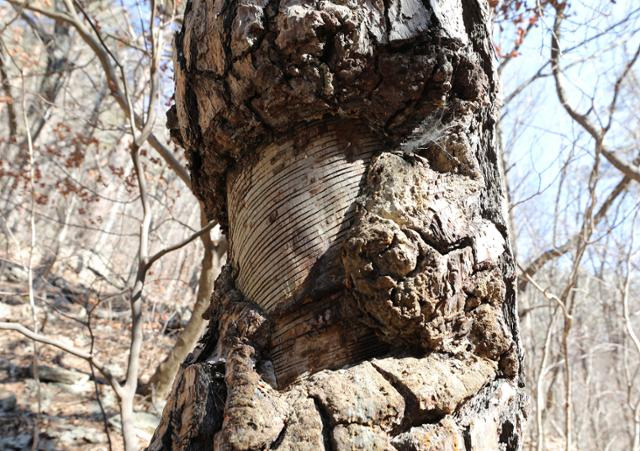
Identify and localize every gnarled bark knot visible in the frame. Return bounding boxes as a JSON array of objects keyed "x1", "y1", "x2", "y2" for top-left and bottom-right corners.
[{"x1": 152, "y1": 0, "x2": 526, "y2": 448}]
